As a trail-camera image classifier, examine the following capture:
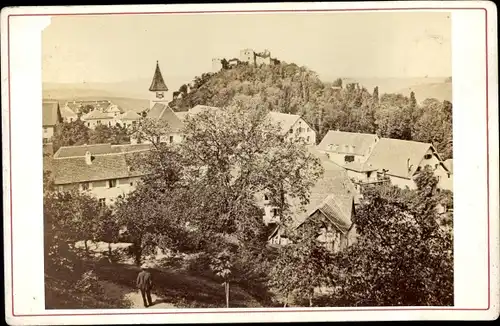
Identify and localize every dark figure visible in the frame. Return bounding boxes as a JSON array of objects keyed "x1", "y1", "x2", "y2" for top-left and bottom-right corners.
[{"x1": 137, "y1": 264, "x2": 153, "y2": 307}]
